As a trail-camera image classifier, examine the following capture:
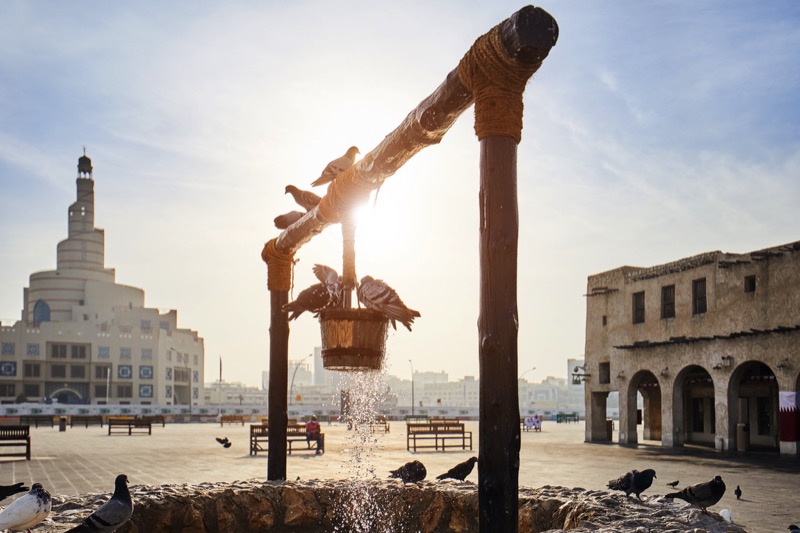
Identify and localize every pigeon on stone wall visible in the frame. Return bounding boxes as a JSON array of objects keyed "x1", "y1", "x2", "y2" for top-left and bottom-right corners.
[
  {"x1": 311, "y1": 146, "x2": 359, "y2": 187},
  {"x1": 357, "y1": 275, "x2": 420, "y2": 331},
  {"x1": 285, "y1": 185, "x2": 322, "y2": 212},
  {"x1": 0, "y1": 483, "x2": 51, "y2": 532},
  {"x1": 436, "y1": 457, "x2": 477, "y2": 481},
  {"x1": 389, "y1": 460, "x2": 427, "y2": 484},
  {"x1": 0, "y1": 483, "x2": 28, "y2": 502},
  {"x1": 607, "y1": 469, "x2": 657, "y2": 501},
  {"x1": 788, "y1": 524, "x2": 800, "y2": 531},
  {"x1": 274, "y1": 210, "x2": 305, "y2": 230},
  {"x1": 283, "y1": 283, "x2": 333, "y2": 320},
  {"x1": 666, "y1": 475, "x2": 726, "y2": 513},
  {"x1": 66, "y1": 474, "x2": 133, "y2": 532}
]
